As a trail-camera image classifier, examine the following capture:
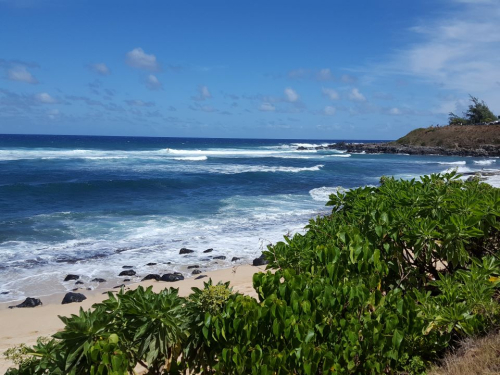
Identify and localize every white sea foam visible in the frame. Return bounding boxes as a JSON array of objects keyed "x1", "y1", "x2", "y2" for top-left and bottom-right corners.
[
  {"x1": 484, "y1": 173, "x2": 500, "y2": 188},
  {"x1": 0, "y1": 146, "x2": 349, "y2": 162},
  {"x1": 0, "y1": 193, "x2": 330, "y2": 302},
  {"x1": 438, "y1": 161, "x2": 466, "y2": 165},
  {"x1": 218, "y1": 164, "x2": 324, "y2": 174},
  {"x1": 473, "y1": 159, "x2": 496, "y2": 165},
  {"x1": 442, "y1": 166, "x2": 474, "y2": 174},
  {"x1": 324, "y1": 154, "x2": 351, "y2": 158},
  {"x1": 173, "y1": 156, "x2": 208, "y2": 161},
  {"x1": 309, "y1": 186, "x2": 348, "y2": 202}
]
